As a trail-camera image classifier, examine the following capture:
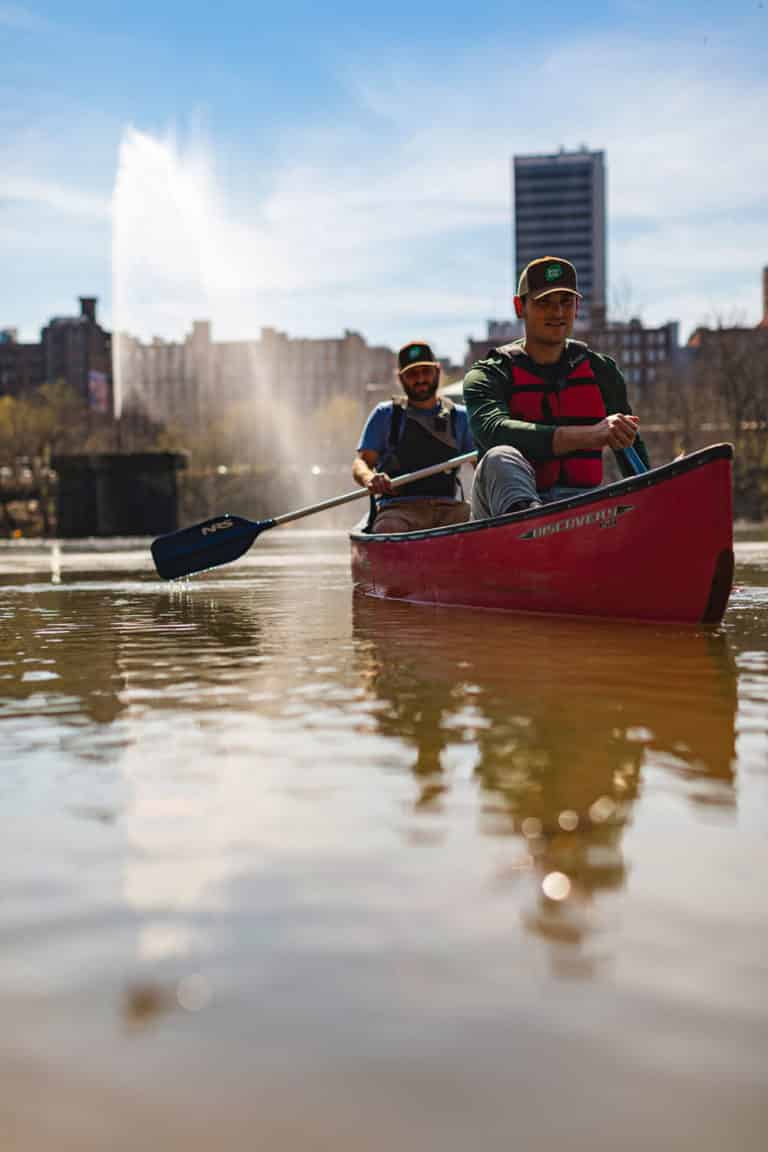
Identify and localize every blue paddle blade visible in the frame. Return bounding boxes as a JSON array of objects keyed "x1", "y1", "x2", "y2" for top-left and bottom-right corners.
[{"x1": 151, "y1": 514, "x2": 275, "y2": 580}]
